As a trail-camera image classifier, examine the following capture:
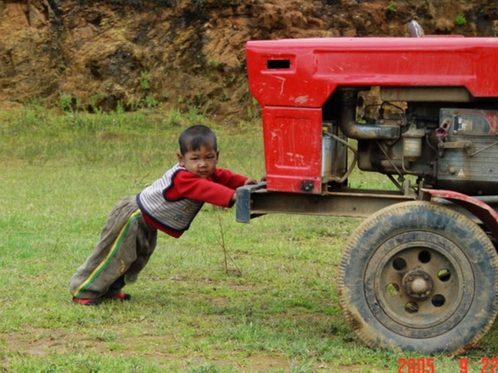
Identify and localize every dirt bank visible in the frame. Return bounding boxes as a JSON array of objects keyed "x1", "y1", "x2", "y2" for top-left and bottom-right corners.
[{"x1": 1, "y1": 0, "x2": 497, "y2": 122}]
